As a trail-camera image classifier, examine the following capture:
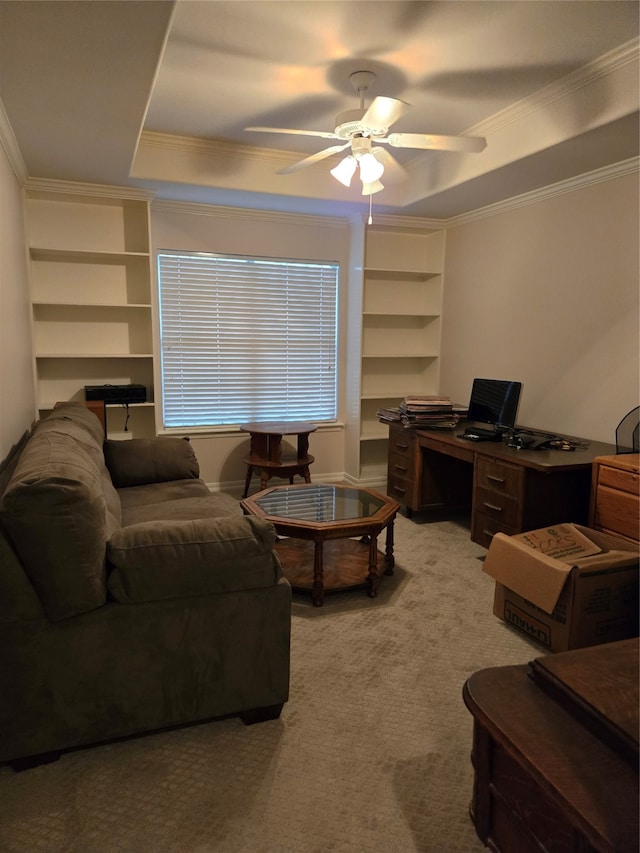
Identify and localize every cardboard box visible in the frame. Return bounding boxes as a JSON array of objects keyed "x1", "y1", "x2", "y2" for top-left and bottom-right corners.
[{"x1": 483, "y1": 523, "x2": 639, "y2": 652}]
